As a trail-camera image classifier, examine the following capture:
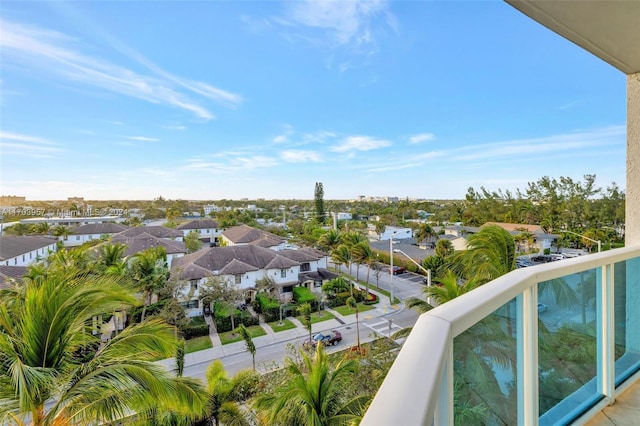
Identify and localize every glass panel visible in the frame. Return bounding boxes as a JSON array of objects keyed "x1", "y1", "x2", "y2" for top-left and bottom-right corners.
[
  {"x1": 538, "y1": 269, "x2": 600, "y2": 425},
  {"x1": 453, "y1": 298, "x2": 517, "y2": 425},
  {"x1": 614, "y1": 256, "x2": 640, "y2": 384}
]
